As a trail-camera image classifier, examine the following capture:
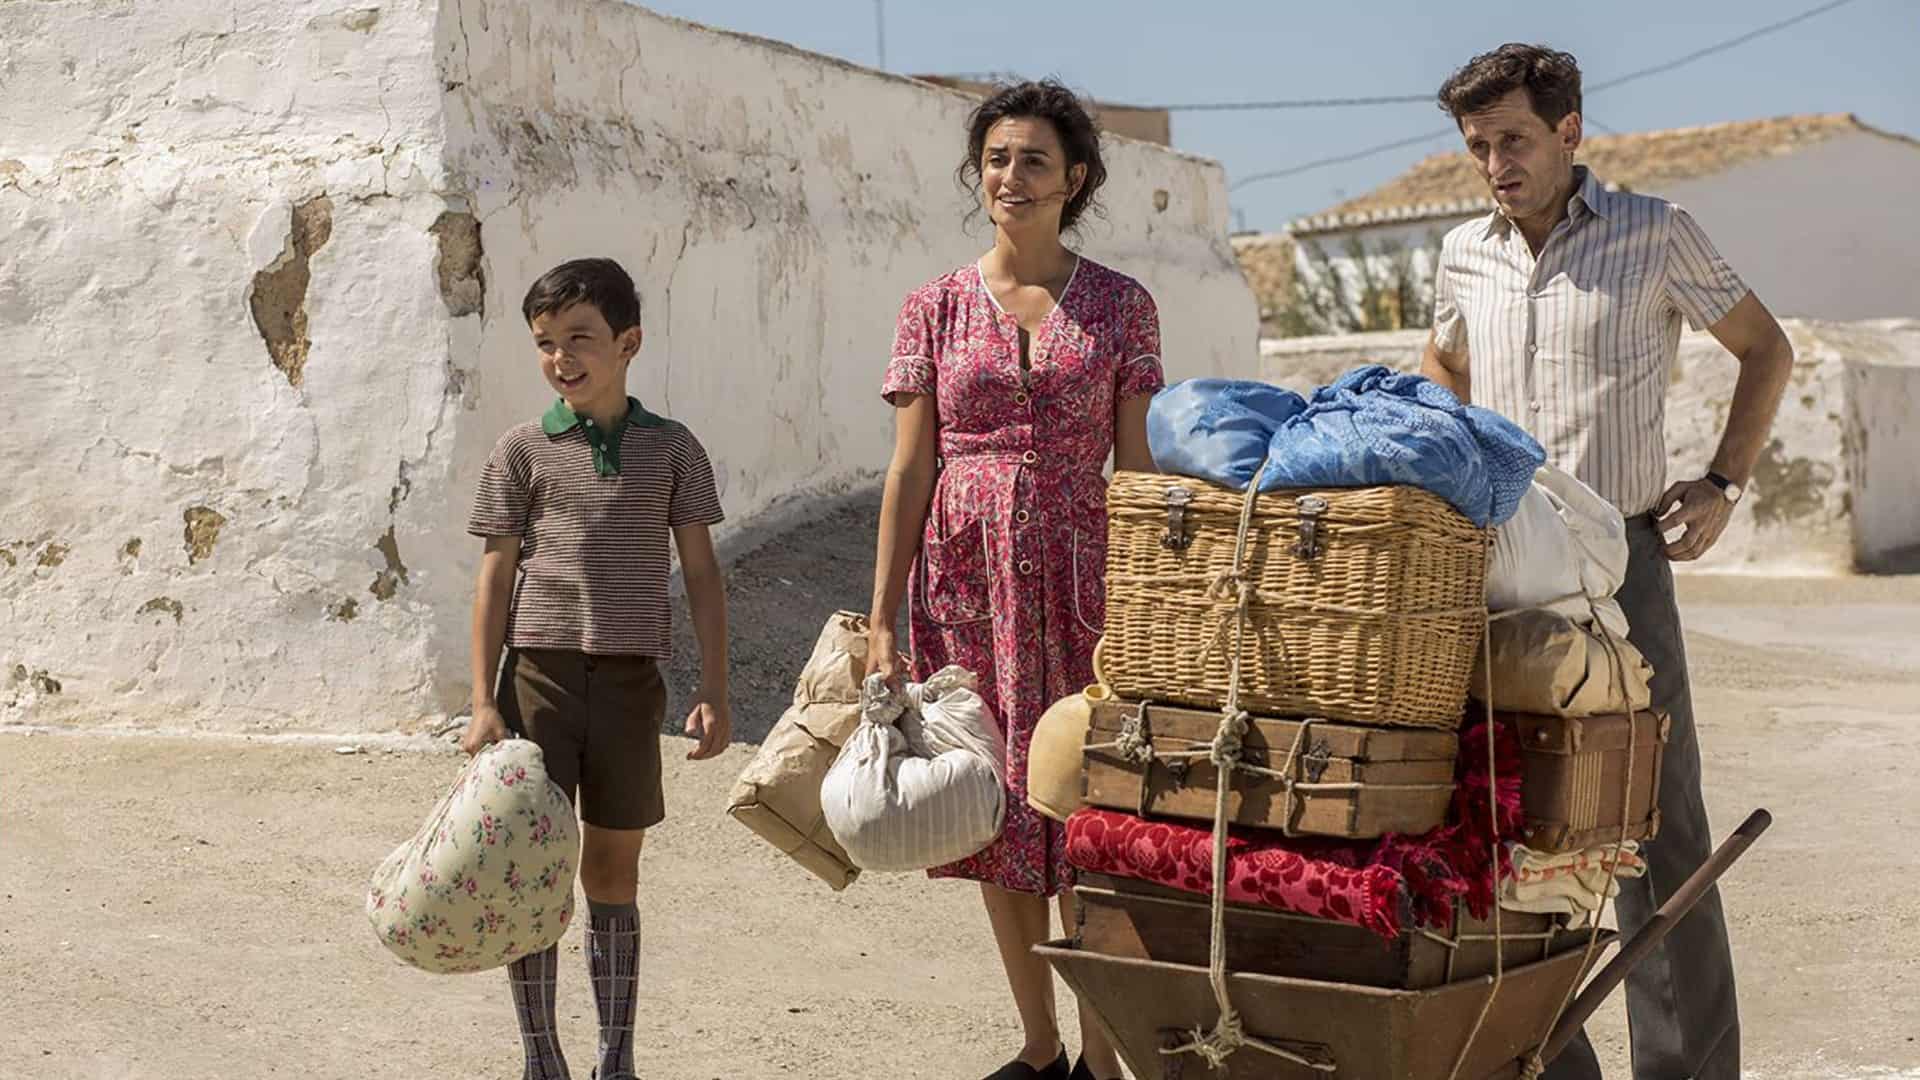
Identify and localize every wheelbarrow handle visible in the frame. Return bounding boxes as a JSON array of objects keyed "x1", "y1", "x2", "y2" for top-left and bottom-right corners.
[{"x1": 1540, "y1": 807, "x2": 1773, "y2": 1063}]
